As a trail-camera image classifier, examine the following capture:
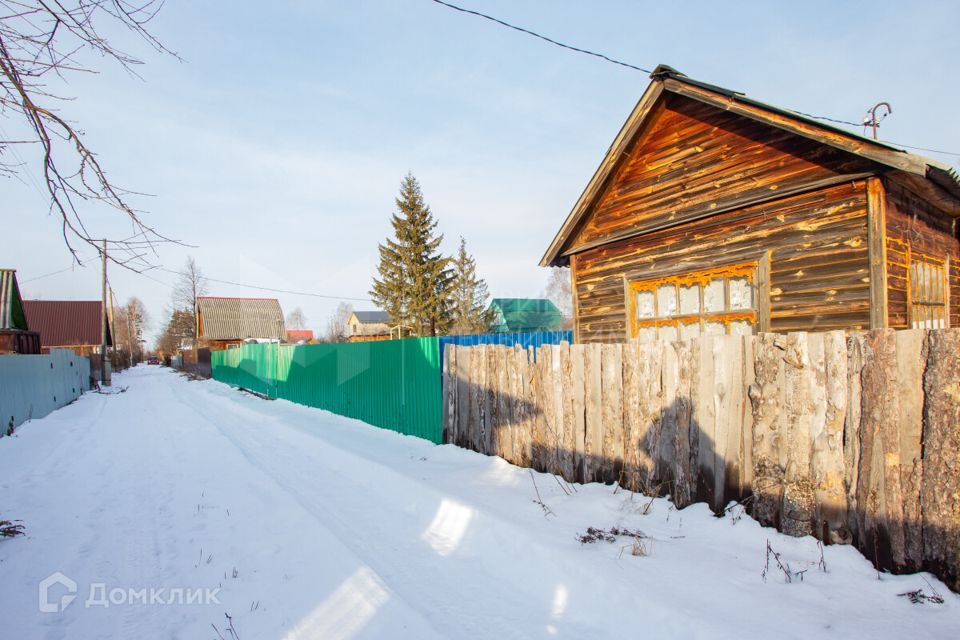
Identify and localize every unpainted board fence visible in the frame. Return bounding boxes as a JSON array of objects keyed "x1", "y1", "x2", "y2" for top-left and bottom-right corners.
[{"x1": 441, "y1": 329, "x2": 960, "y2": 591}]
